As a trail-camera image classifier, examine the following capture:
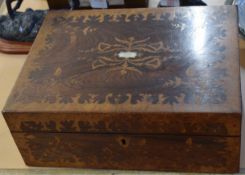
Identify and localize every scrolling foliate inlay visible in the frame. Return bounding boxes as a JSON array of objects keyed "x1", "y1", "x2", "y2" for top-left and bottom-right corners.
[
  {"x1": 86, "y1": 37, "x2": 163, "y2": 76},
  {"x1": 15, "y1": 8, "x2": 229, "y2": 105}
]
